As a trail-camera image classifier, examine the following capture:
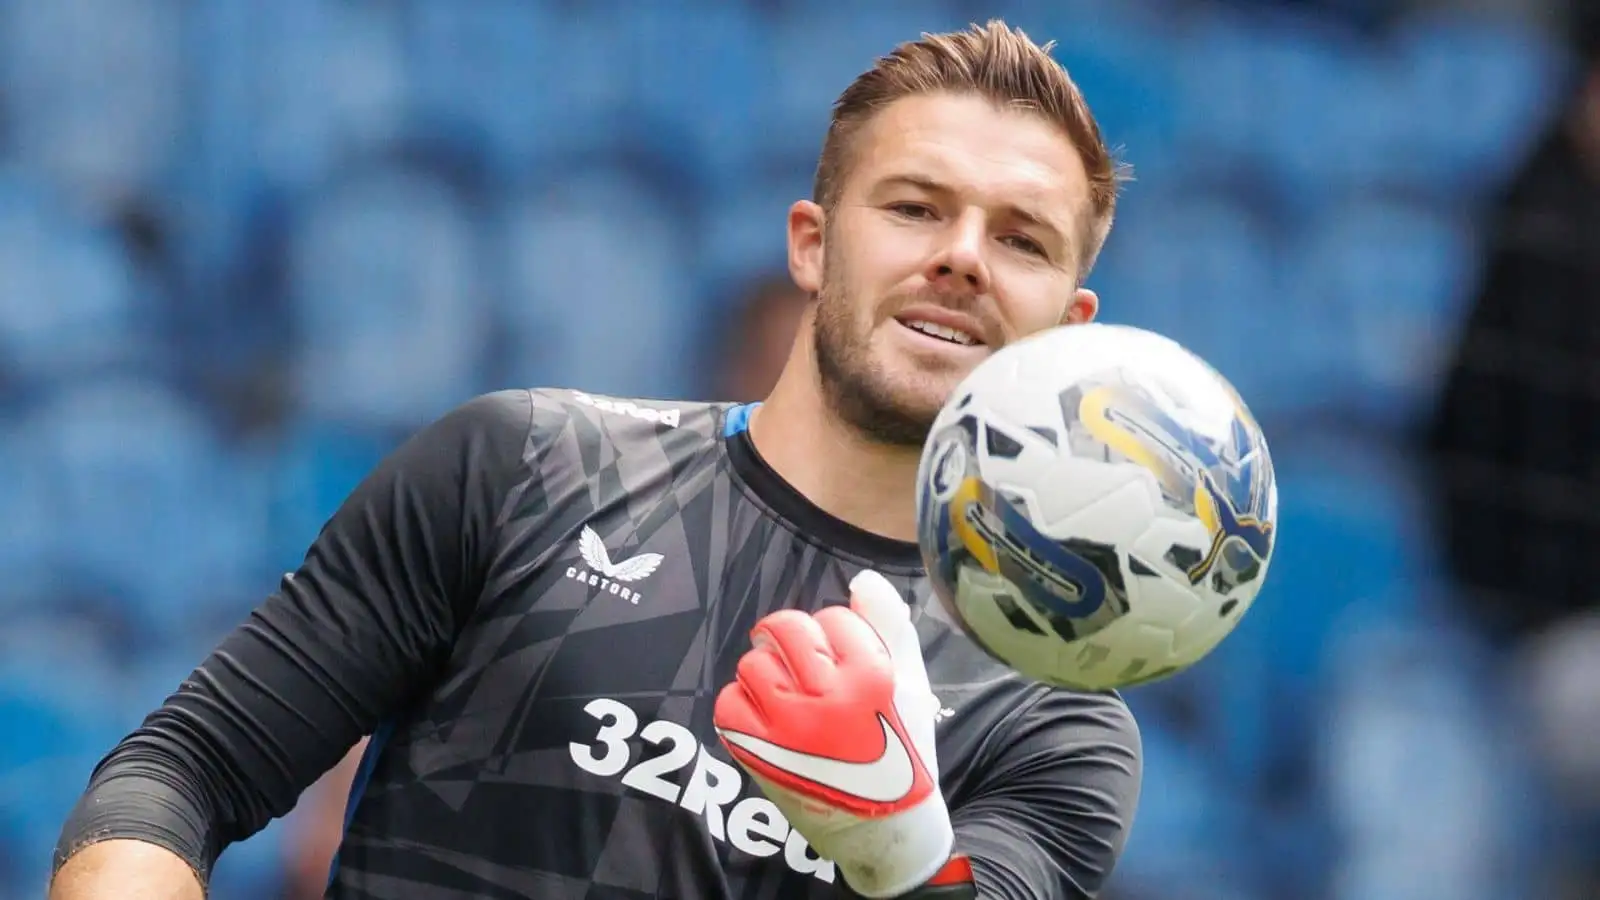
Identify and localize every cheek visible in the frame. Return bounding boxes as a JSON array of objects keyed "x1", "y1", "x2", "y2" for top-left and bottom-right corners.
[
  {"x1": 849, "y1": 225, "x2": 926, "y2": 288},
  {"x1": 826, "y1": 253, "x2": 887, "y2": 325},
  {"x1": 1004, "y1": 284, "x2": 1074, "y2": 336}
]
